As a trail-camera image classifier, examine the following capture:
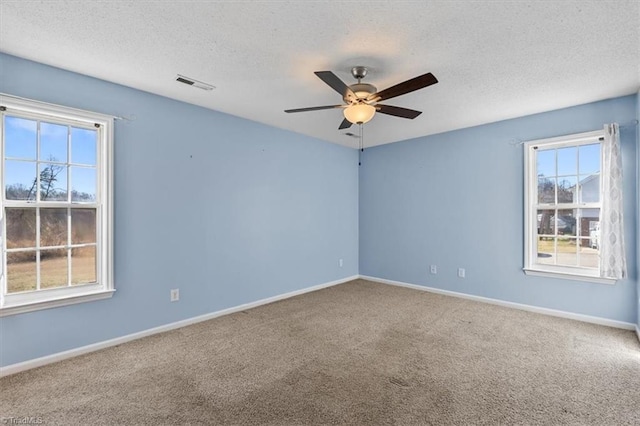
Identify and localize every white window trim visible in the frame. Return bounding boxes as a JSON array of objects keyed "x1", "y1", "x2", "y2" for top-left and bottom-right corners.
[
  {"x1": 523, "y1": 129, "x2": 615, "y2": 285},
  {"x1": 0, "y1": 94, "x2": 114, "y2": 316}
]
